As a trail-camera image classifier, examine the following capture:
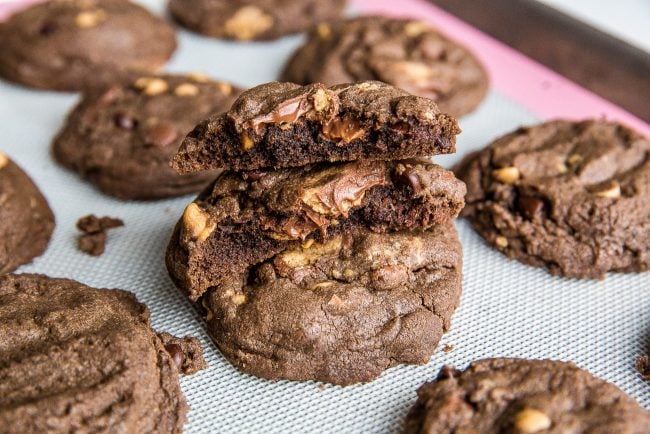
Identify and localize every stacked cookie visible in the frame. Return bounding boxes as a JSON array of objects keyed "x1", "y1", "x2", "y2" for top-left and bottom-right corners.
[{"x1": 166, "y1": 80, "x2": 468, "y2": 385}]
